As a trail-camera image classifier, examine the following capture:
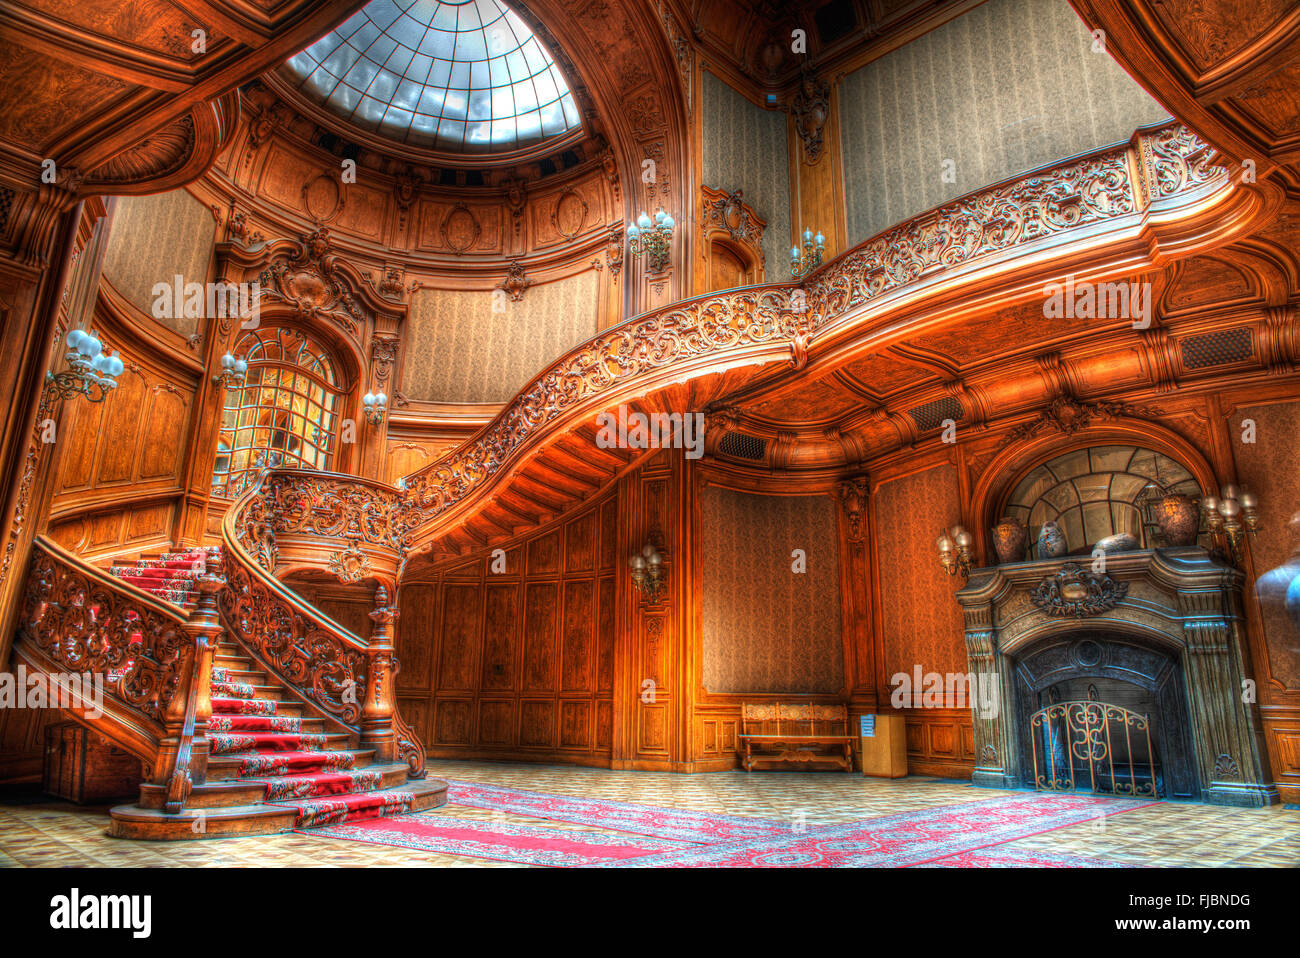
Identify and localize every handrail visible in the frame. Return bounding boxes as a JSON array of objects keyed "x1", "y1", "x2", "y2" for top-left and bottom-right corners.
[
  {"x1": 220, "y1": 466, "x2": 425, "y2": 772},
  {"x1": 20, "y1": 536, "x2": 189, "y2": 727},
  {"x1": 17, "y1": 536, "x2": 224, "y2": 811},
  {"x1": 396, "y1": 122, "x2": 1237, "y2": 549},
  {"x1": 221, "y1": 468, "x2": 371, "y2": 727}
]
